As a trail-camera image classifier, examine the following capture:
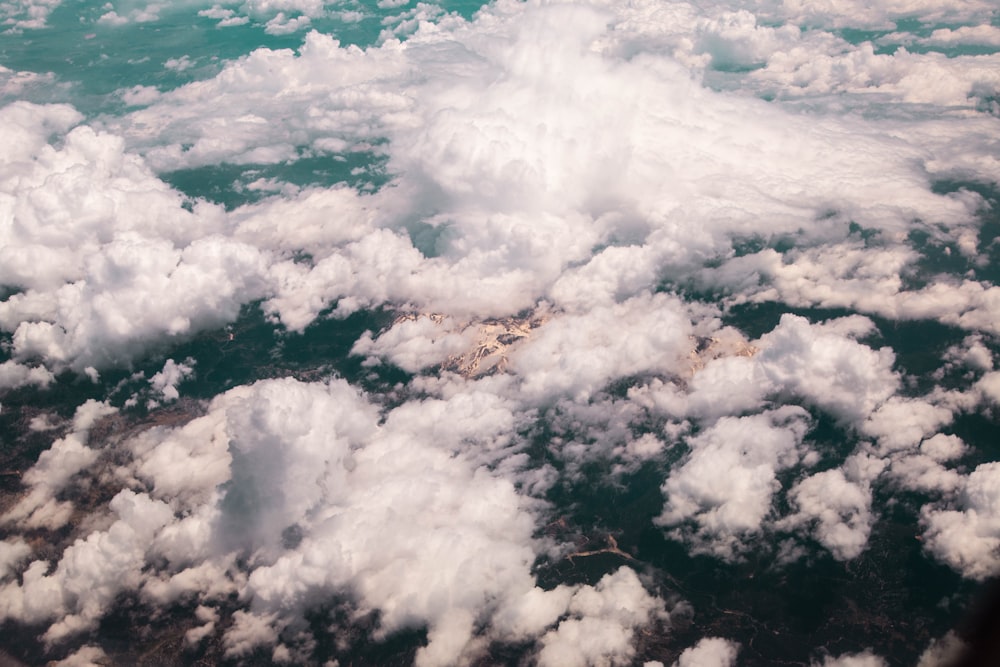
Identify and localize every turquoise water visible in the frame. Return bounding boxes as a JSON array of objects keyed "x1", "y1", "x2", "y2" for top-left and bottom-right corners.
[{"x1": 0, "y1": 1, "x2": 488, "y2": 111}]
